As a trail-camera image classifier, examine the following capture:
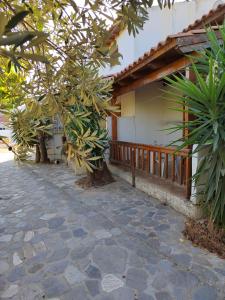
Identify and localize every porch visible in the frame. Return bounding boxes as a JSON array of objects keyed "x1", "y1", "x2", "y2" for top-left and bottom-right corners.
[
  {"x1": 106, "y1": 29, "x2": 222, "y2": 218},
  {"x1": 109, "y1": 141, "x2": 202, "y2": 219},
  {"x1": 110, "y1": 140, "x2": 191, "y2": 198}
]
